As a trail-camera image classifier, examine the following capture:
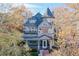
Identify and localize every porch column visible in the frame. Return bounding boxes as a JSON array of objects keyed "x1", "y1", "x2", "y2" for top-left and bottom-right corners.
[
  {"x1": 52, "y1": 38, "x2": 55, "y2": 46},
  {"x1": 50, "y1": 39, "x2": 54, "y2": 49}
]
